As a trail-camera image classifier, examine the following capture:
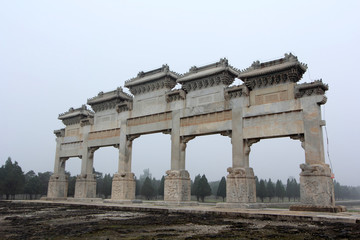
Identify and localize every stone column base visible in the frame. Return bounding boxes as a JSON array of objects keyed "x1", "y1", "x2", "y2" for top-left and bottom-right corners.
[
  {"x1": 111, "y1": 172, "x2": 135, "y2": 201},
  {"x1": 299, "y1": 163, "x2": 335, "y2": 206},
  {"x1": 226, "y1": 167, "x2": 256, "y2": 203},
  {"x1": 74, "y1": 174, "x2": 97, "y2": 199},
  {"x1": 164, "y1": 170, "x2": 191, "y2": 202},
  {"x1": 47, "y1": 174, "x2": 68, "y2": 199}
]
